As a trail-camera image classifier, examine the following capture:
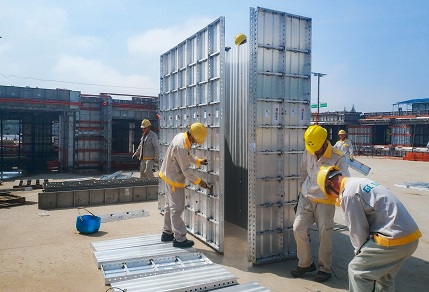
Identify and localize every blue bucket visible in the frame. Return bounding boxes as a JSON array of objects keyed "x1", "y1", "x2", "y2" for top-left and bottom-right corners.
[{"x1": 76, "y1": 208, "x2": 101, "y2": 234}]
